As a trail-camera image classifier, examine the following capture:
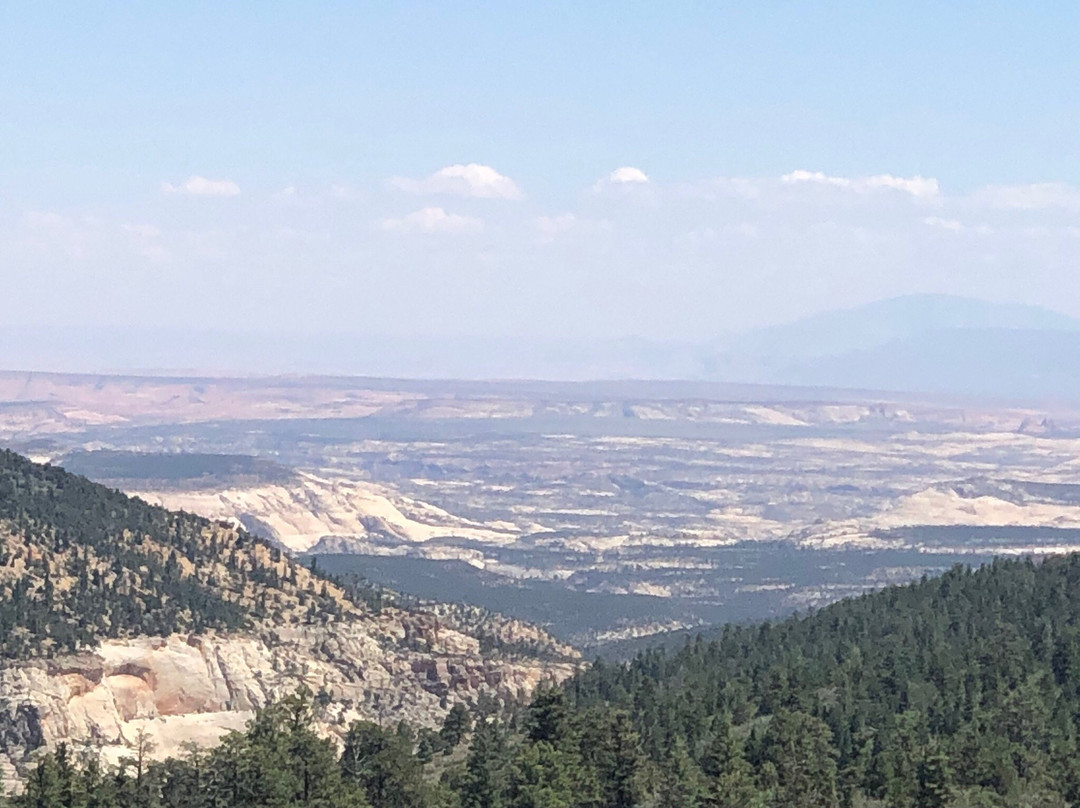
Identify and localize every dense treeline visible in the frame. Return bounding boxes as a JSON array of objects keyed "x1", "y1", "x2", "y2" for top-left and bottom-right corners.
[
  {"x1": 6, "y1": 691, "x2": 374, "y2": 808},
  {"x1": 11, "y1": 554, "x2": 1080, "y2": 807},
  {"x1": 563, "y1": 554, "x2": 1080, "y2": 807},
  {"x1": 1, "y1": 686, "x2": 651, "y2": 808},
  {"x1": 0, "y1": 449, "x2": 358, "y2": 658}
]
